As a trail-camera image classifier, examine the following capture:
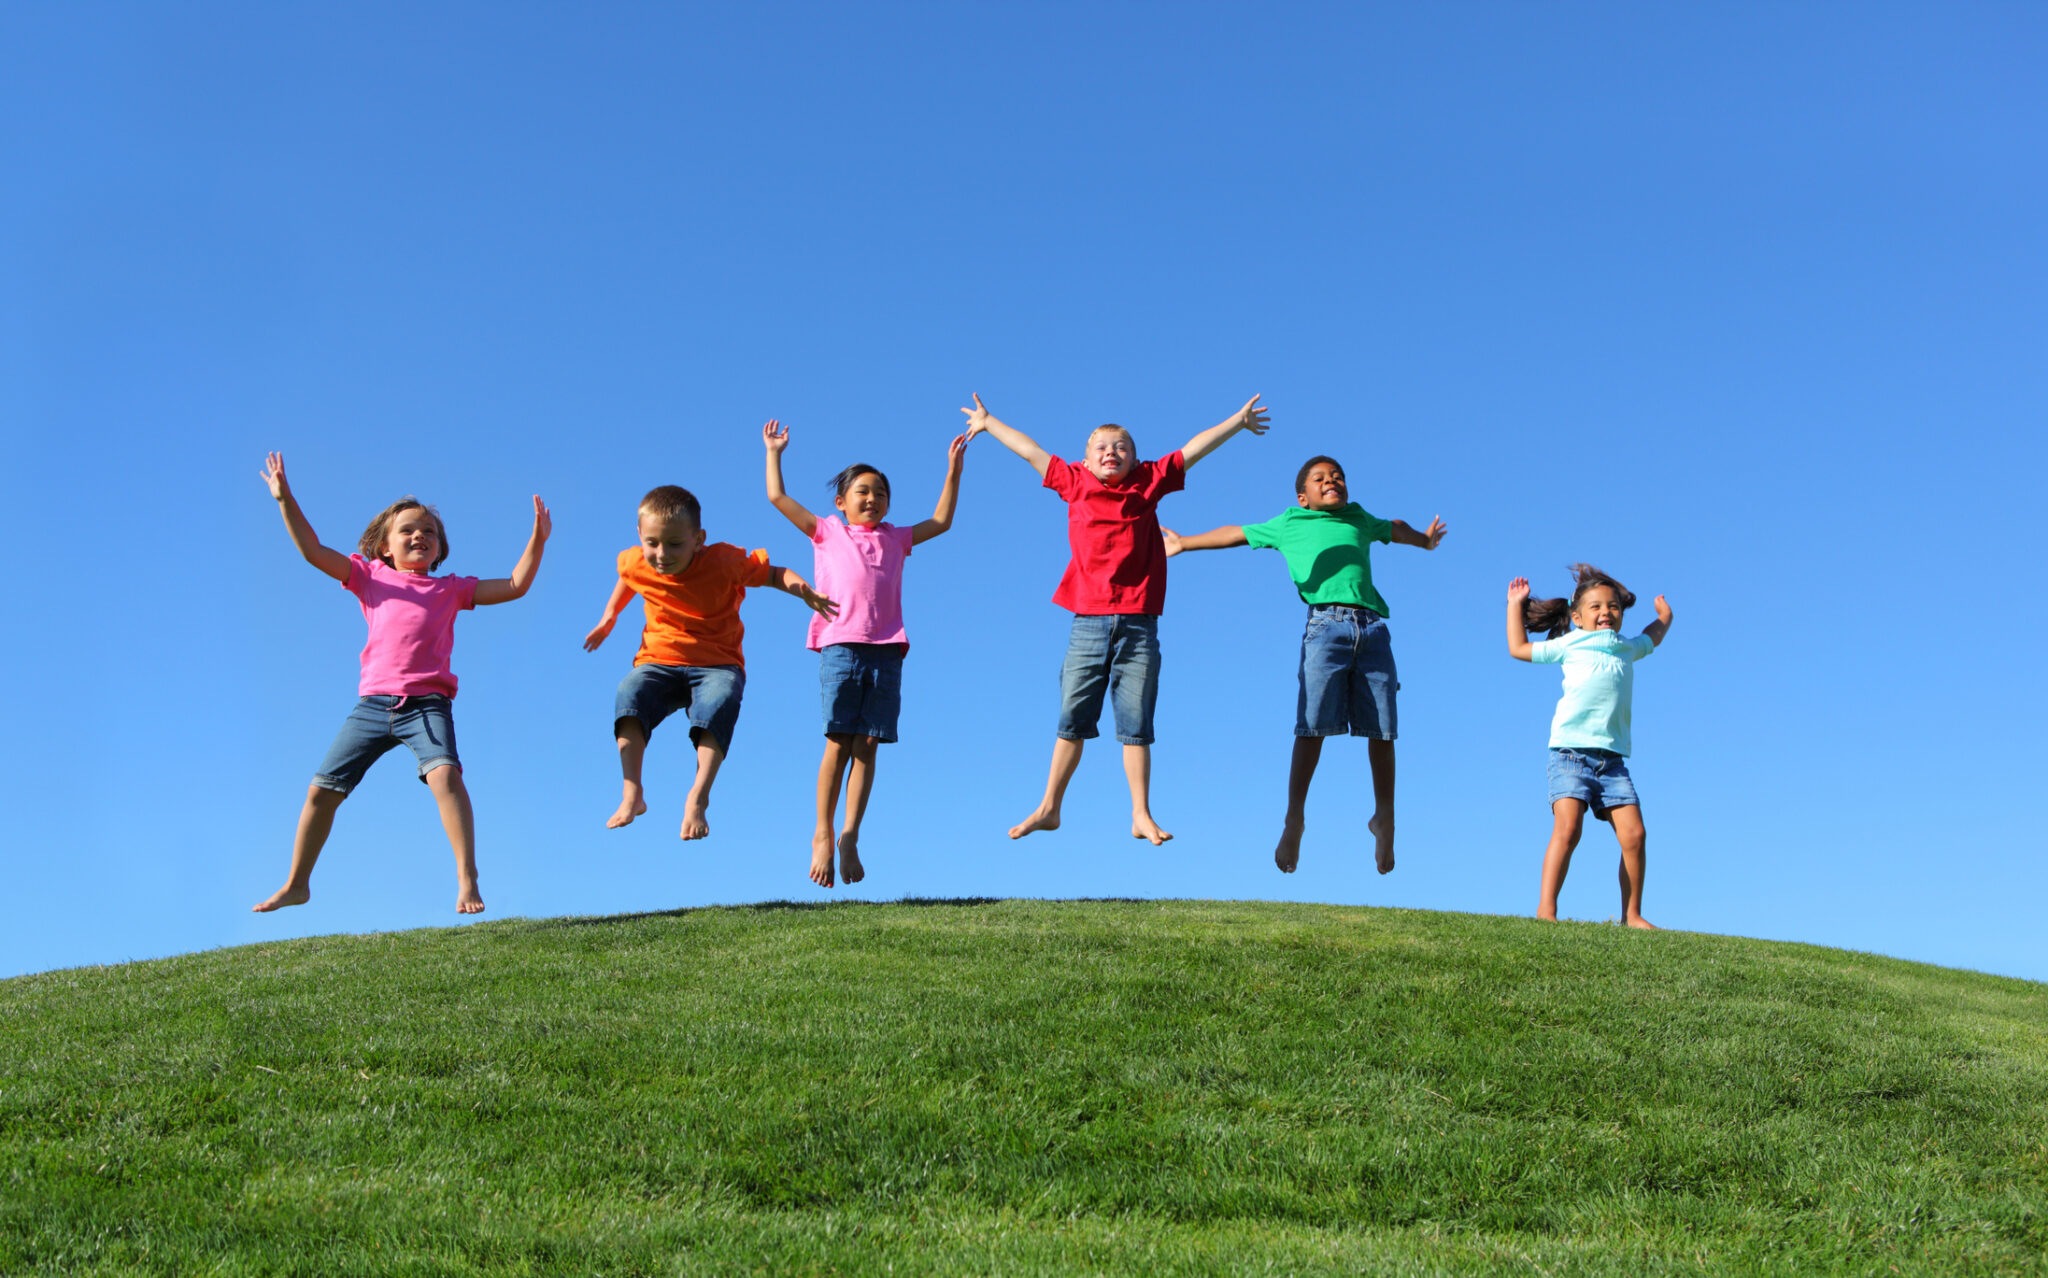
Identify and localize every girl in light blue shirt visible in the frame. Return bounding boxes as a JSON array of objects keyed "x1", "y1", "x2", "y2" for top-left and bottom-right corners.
[{"x1": 1506, "y1": 565, "x2": 1674, "y2": 929}]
